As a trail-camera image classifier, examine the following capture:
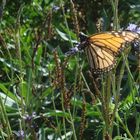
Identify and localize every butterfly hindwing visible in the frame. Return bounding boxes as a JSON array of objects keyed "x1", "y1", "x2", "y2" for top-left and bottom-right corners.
[{"x1": 85, "y1": 43, "x2": 116, "y2": 73}]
